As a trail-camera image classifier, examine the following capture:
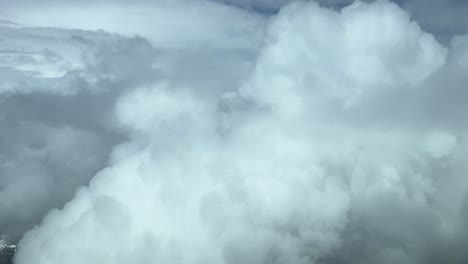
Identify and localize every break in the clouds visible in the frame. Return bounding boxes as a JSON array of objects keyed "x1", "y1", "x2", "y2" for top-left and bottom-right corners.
[{"x1": 1, "y1": 0, "x2": 468, "y2": 264}]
